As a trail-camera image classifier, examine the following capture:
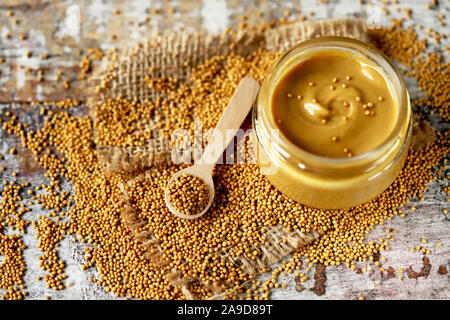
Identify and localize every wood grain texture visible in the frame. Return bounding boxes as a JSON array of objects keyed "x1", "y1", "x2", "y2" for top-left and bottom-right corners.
[{"x1": 0, "y1": 0, "x2": 448, "y2": 300}]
